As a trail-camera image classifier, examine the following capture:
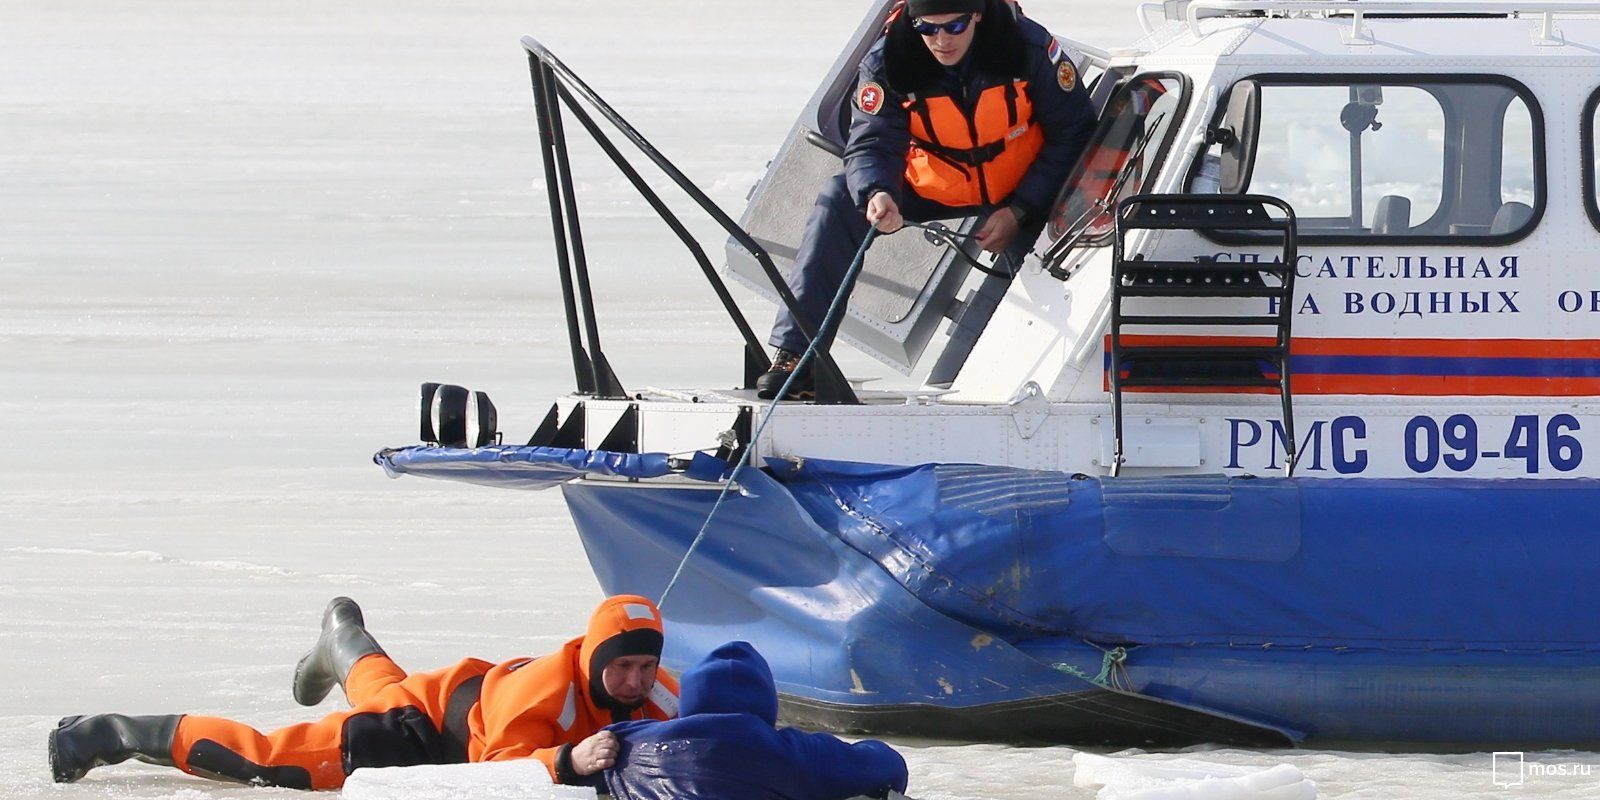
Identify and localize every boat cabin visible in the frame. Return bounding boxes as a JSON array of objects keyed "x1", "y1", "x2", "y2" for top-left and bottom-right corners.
[{"x1": 510, "y1": 0, "x2": 1600, "y2": 481}]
